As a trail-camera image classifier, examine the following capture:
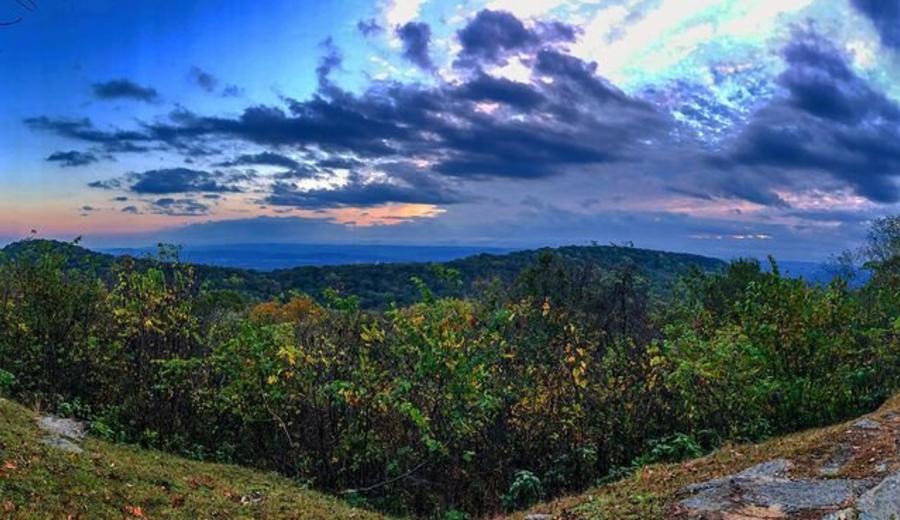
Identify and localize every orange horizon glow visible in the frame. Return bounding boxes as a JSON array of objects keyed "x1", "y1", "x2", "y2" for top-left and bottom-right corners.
[{"x1": 0, "y1": 197, "x2": 448, "y2": 239}]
